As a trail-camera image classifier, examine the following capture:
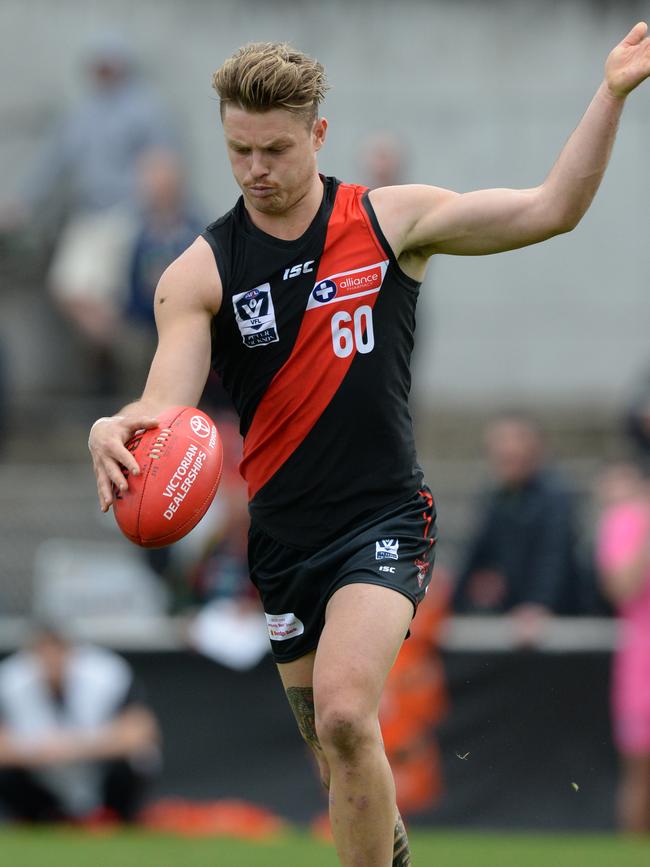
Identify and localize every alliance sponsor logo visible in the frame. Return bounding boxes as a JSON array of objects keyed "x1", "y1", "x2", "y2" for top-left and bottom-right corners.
[
  {"x1": 306, "y1": 260, "x2": 388, "y2": 310},
  {"x1": 312, "y1": 279, "x2": 337, "y2": 303},
  {"x1": 376, "y1": 539, "x2": 399, "y2": 561},
  {"x1": 233, "y1": 283, "x2": 280, "y2": 347},
  {"x1": 338, "y1": 269, "x2": 381, "y2": 293}
]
